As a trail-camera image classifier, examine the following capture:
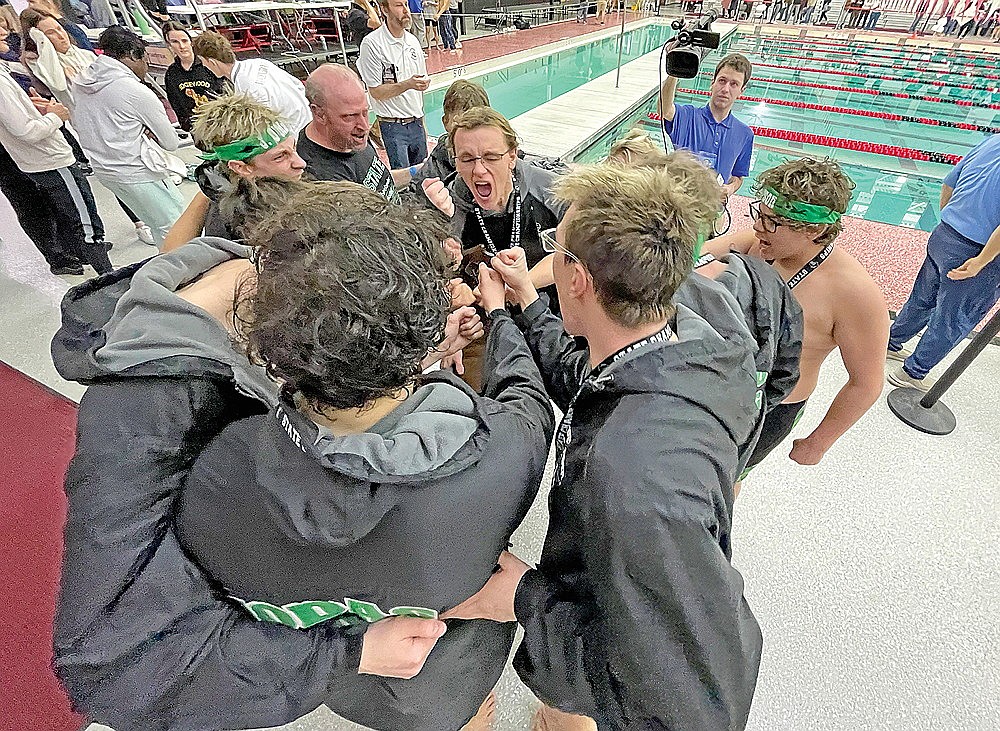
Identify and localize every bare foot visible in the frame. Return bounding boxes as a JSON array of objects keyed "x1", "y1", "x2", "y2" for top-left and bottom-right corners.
[
  {"x1": 461, "y1": 691, "x2": 496, "y2": 731},
  {"x1": 531, "y1": 703, "x2": 597, "y2": 731}
]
